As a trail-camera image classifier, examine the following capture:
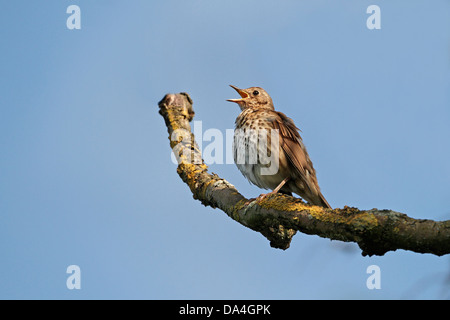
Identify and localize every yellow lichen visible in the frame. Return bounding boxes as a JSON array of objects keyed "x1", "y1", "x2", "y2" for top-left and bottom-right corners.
[
  {"x1": 166, "y1": 111, "x2": 183, "y2": 132},
  {"x1": 199, "y1": 177, "x2": 219, "y2": 197},
  {"x1": 259, "y1": 195, "x2": 323, "y2": 216},
  {"x1": 177, "y1": 162, "x2": 208, "y2": 192},
  {"x1": 259, "y1": 195, "x2": 378, "y2": 231}
]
